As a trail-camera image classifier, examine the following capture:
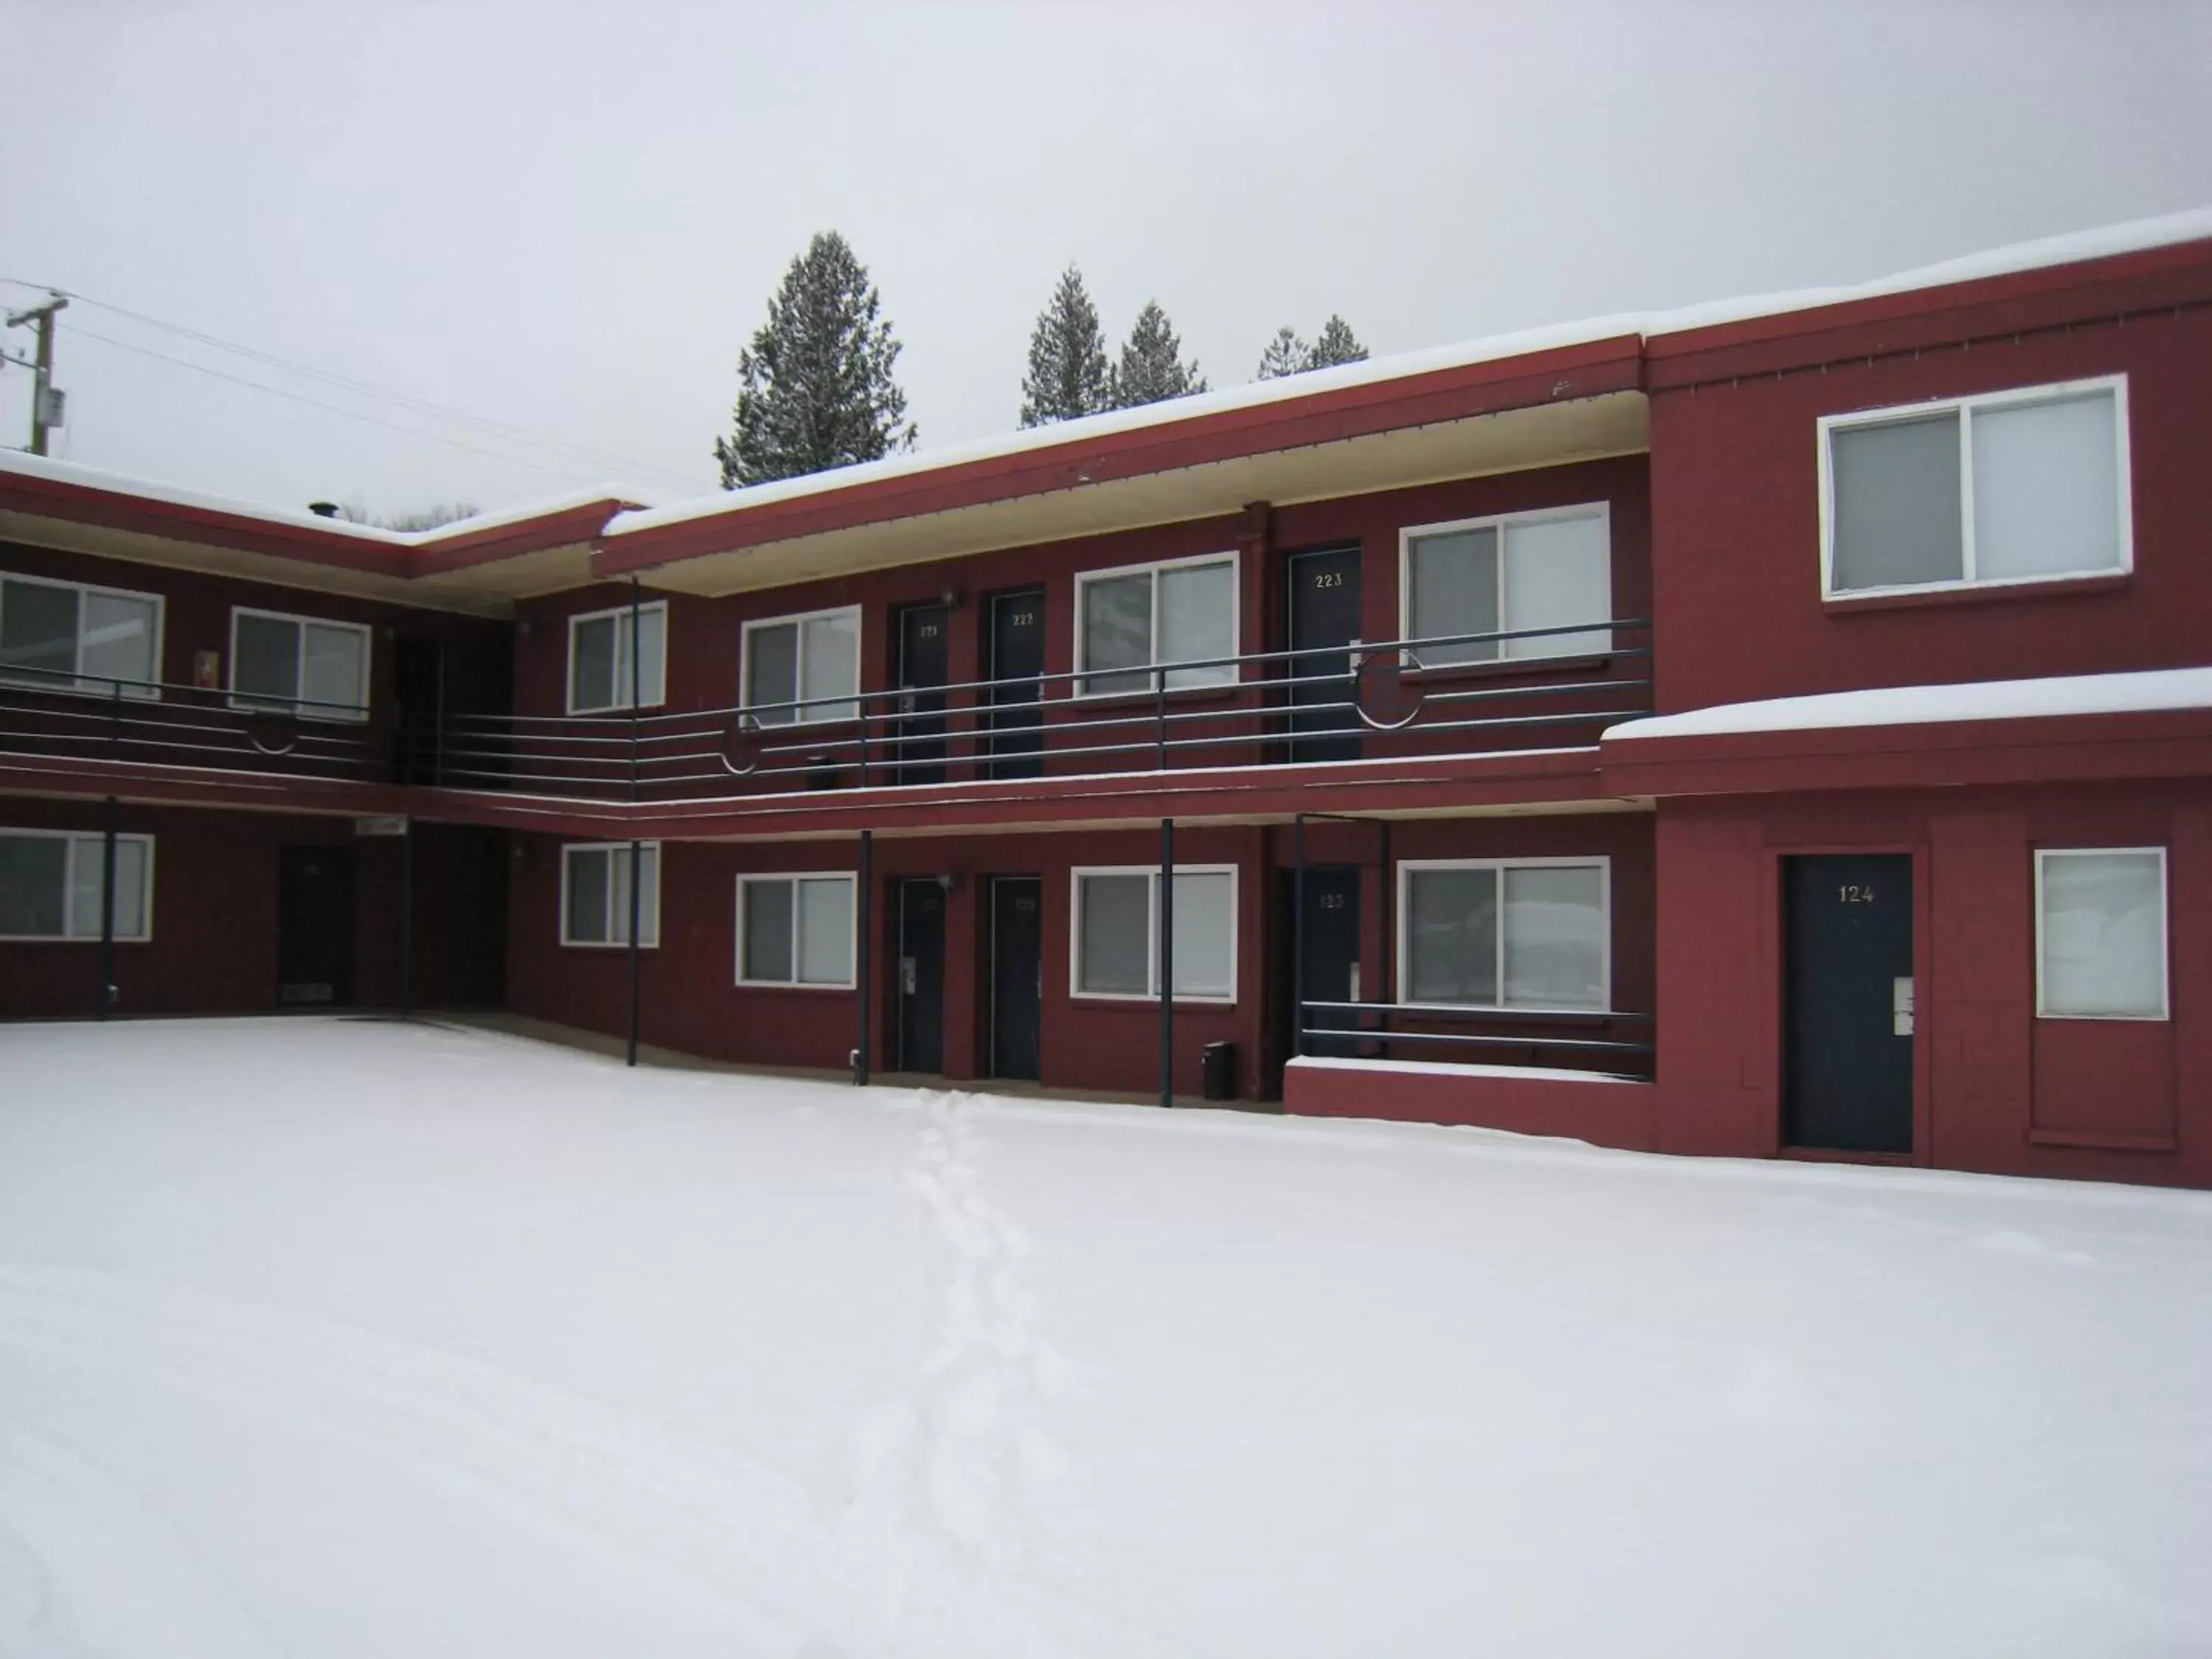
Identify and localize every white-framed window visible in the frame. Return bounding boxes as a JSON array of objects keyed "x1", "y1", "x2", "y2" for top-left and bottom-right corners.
[
  {"x1": 736, "y1": 872, "x2": 858, "y2": 988},
  {"x1": 0, "y1": 569, "x2": 164, "y2": 699},
  {"x1": 1074, "y1": 551, "x2": 1238, "y2": 697},
  {"x1": 1820, "y1": 375, "x2": 2130, "y2": 598},
  {"x1": 567, "y1": 600, "x2": 667, "y2": 714},
  {"x1": 1397, "y1": 857, "x2": 1610, "y2": 1012},
  {"x1": 0, "y1": 828, "x2": 153, "y2": 942},
  {"x1": 229, "y1": 608, "x2": 370, "y2": 722},
  {"x1": 740, "y1": 605, "x2": 861, "y2": 726},
  {"x1": 1068, "y1": 864, "x2": 1237, "y2": 1001},
  {"x1": 2035, "y1": 847, "x2": 2167, "y2": 1020},
  {"x1": 560, "y1": 841, "x2": 660, "y2": 947},
  {"x1": 1399, "y1": 504, "x2": 1612, "y2": 665}
]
